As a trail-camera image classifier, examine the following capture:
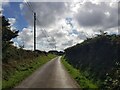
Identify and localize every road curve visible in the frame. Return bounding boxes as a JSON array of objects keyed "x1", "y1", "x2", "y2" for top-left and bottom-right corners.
[{"x1": 15, "y1": 56, "x2": 79, "y2": 88}]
